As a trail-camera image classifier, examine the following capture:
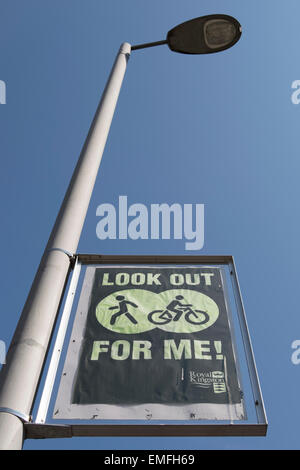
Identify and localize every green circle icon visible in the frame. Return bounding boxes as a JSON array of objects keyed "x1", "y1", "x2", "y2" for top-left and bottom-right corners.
[
  {"x1": 151, "y1": 289, "x2": 219, "y2": 333},
  {"x1": 96, "y1": 289, "x2": 160, "y2": 334}
]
